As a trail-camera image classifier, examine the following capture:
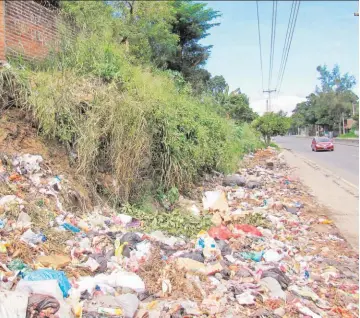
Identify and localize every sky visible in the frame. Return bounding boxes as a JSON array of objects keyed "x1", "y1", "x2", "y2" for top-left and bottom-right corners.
[{"x1": 200, "y1": 1, "x2": 359, "y2": 115}]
